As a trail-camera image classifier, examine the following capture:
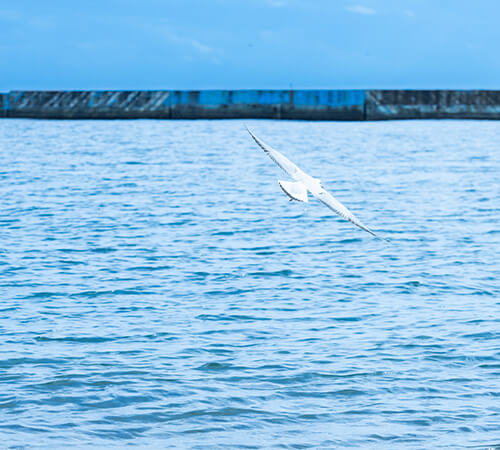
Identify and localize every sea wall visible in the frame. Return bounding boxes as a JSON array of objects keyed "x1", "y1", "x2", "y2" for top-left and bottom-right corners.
[
  {"x1": 2, "y1": 90, "x2": 364, "y2": 120},
  {"x1": 1, "y1": 90, "x2": 500, "y2": 120},
  {"x1": 366, "y1": 90, "x2": 500, "y2": 120}
]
